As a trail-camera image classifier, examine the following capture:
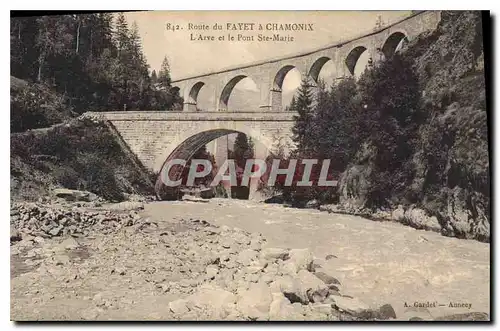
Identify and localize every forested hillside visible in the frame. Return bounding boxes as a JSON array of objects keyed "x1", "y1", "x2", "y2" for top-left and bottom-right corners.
[
  {"x1": 283, "y1": 11, "x2": 489, "y2": 242},
  {"x1": 11, "y1": 13, "x2": 182, "y2": 132}
]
